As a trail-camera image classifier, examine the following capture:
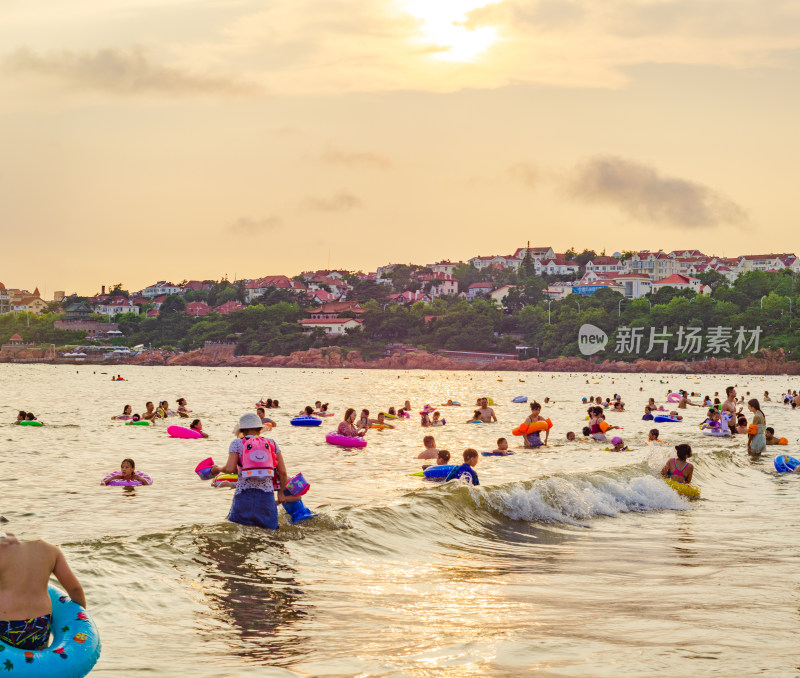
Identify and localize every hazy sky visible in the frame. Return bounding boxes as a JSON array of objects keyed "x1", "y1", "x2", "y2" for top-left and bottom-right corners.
[{"x1": 2, "y1": 0, "x2": 800, "y2": 295}]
